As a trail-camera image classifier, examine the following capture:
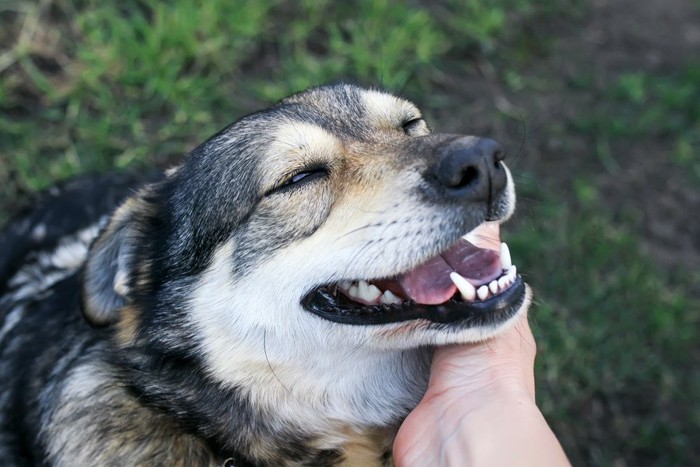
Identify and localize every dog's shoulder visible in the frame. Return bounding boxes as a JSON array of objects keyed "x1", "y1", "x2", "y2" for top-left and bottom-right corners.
[
  {"x1": 43, "y1": 359, "x2": 219, "y2": 466},
  {"x1": 0, "y1": 172, "x2": 159, "y2": 293}
]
